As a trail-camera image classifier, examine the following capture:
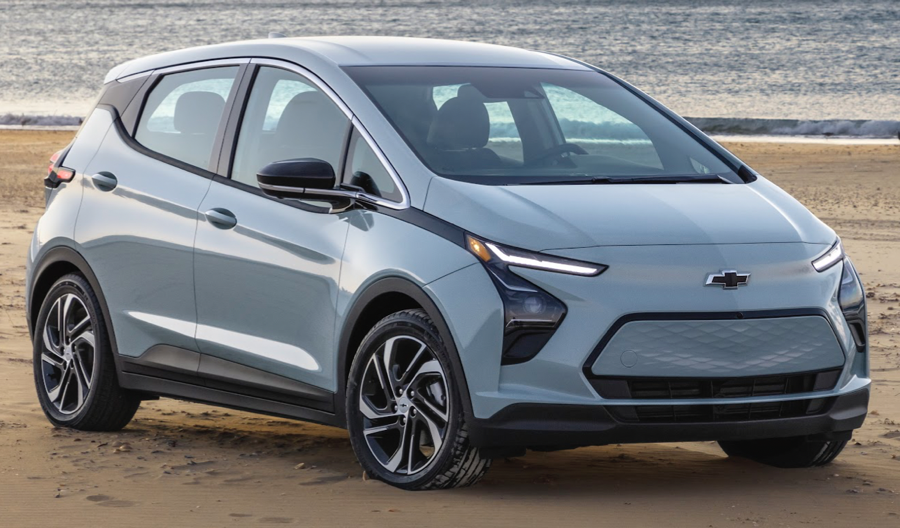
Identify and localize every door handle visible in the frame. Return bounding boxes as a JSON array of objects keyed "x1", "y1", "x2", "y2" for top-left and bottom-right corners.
[
  {"x1": 91, "y1": 172, "x2": 118, "y2": 192},
  {"x1": 204, "y1": 208, "x2": 237, "y2": 230}
]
